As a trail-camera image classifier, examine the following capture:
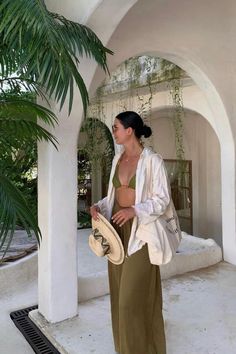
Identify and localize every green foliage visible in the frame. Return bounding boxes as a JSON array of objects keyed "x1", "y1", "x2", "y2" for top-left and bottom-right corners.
[
  {"x1": 125, "y1": 57, "x2": 186, "y2": 158},
  {"x1": 0, "y1": 0, "x2": 112, "y2": 256},
  {"x1": 168, "y1": 75, "x2": 185, "y2": 161},
  {"x1": 0, "y1": 173, "x2": 41, "y2": 262},
  {"x1": 80, "y1": 117, "x2": 115, "y2": 184},
  {"x1": 0, "y1": 90, "x2": 57, "y2": 257},
  {"x1": 0, "y1": 97, "x2": 58, "y2": 149},
  {"x1": 0, "y1": 0, "x2": 113, "y2": 114},
  {"x1": 0, "y1": 131, "x2": 38, "y2": 229},
  {"x1": 77, "y1": 210, "x2": 91, "y2": 229},
  {"x1": 89, "y1": 55, "x2": 186, "y2": 159}
]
